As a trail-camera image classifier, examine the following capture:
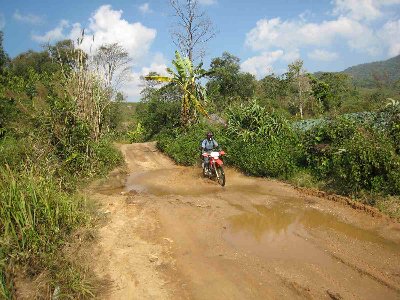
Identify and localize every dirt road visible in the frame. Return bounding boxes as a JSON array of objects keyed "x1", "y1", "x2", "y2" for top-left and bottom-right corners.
[{"x1": 87, "y1": 142, "x2": 400, "y2": 299}]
